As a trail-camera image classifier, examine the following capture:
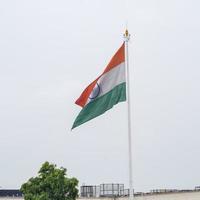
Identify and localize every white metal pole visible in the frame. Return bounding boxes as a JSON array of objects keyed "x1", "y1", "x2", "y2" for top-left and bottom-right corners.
[{"x1": 124, "y1": 29, "x2": 134, "y2": 200}]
